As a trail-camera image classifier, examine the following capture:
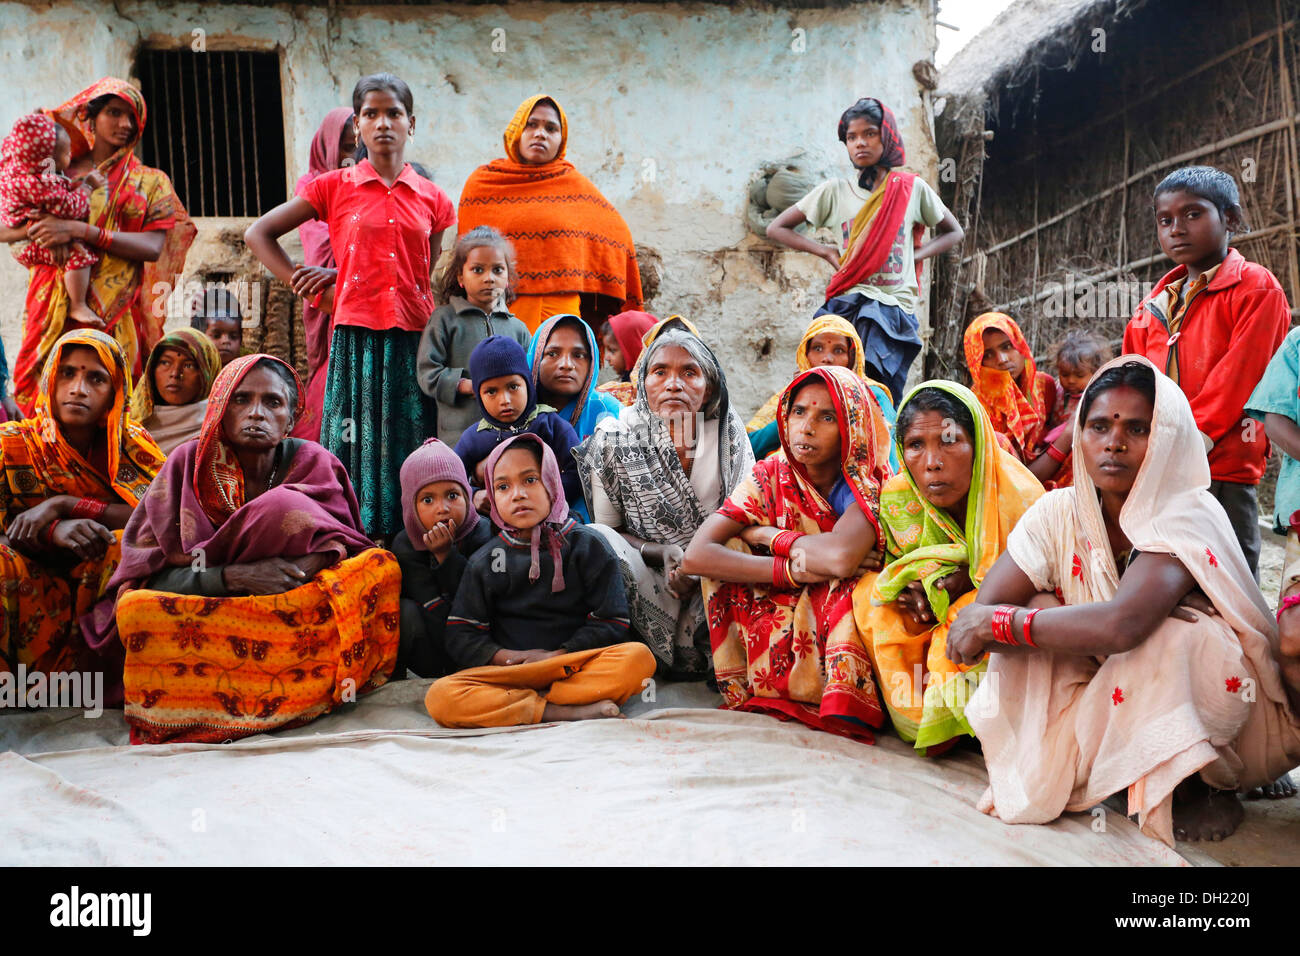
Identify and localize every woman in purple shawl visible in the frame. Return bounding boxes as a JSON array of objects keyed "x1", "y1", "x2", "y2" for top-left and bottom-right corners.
[
  {"x1": 86, "y1": 353, "x2": 400, "y2": 743},
  {"x1": 290, "y1": 107, "x2": 356, "y2": 442}
]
